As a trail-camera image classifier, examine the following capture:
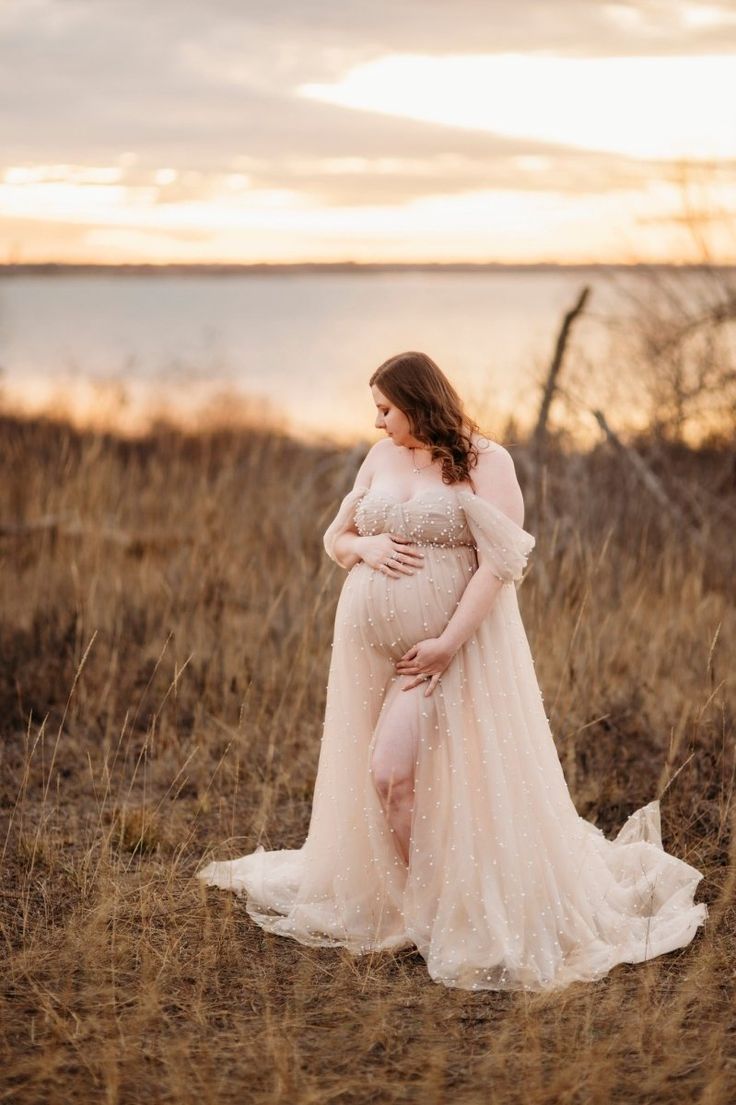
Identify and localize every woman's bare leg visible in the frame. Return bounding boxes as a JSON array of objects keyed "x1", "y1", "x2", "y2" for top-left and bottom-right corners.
[{"x1": 370, "y1": 684, "x2": 421, "y2": 865}]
